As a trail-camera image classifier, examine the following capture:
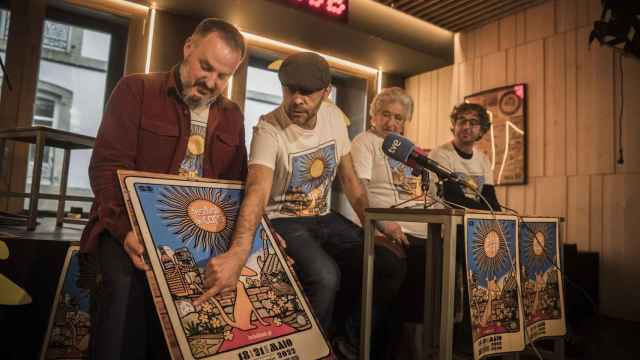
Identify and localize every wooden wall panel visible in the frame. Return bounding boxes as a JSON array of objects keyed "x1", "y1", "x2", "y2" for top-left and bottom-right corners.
[
  {"x1": 417, "y1": 73, "x2": 434, "y2": 148},
  {"x1": 601, "y1": 174, "x2": 626, "y2": 318},
  {"x1": 405, "y1": 75, "x2": 420, "y2": 143},
  {"x1": 618, "y1": 55, "x2": 640, "y2": 173},
  {"x1": 506, "y1": 48, "x2": 517, "y2": 84},
  {"x1": 507, "y1": 185, "x2": 526, "y2": 214},
  {"x1": 481, "y1": 51, "x2": 507, "y2": 91},
  {"x1": 589, "y1": 174, "x2": 603, "y2": 254},
  {"x1": 472, "y1": 58, "x2": 483, "y2": 93},
  {"x1": 475, "y1": 22, "x2": 499, "y2": 58},
  {"x1": 576, "y1": 26, "x2": 594, "y2": 175},
  {"x1": 555, "y1": 0, "x2": 577, "y2": 33},
  {"x1": 516, "y1": 12, "x2": 527, "y2": 46},
  {"x1": 499, "y1": 15, "x2": 516, "y2": 51},
  {"x1": 459, "y1": 61, "x2": 475, "y2": 99},
  {"x1": 525, "y1": 177, "x2": 537, "y2": 215},
  {"x1": 515, "y1": 40, "x2": 545, "y2": 178},
  {"x1": 565, "y1": 29, "x2": 578, "y2": 175},
  {"x1": 544, "y1": 33, "x2": 567, "y2": 176},
  {"x1": 587, "y1": 0, "x2": 603, "y2": 24},
  {"x1": 576, "y1": 0, "x2": 590, "y2": 28},
  {"x1": 454, "y1": 31, "x2": 476, "y2": 64},
  {"x1": 535, "y1": 176, "x2": 567, "y2": 218},
  {"x1": 525, "y1": 1, "x2": 556, "y2": 43},
  {"x1": 495, "y1": 186, "x2": 507, "y2": 207},
  {"x1": 622, "y1": 175, "x2": 640, "y2": 320},
  {"x1": 567, "y1": 175, "x2": 590, "y2": 250},
  {"x1": 436, "y1": 66, "x2": 454, "y2": 146},
  {"x1": 591, "y1": 42, "x2": 615, "y2": 174}
]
